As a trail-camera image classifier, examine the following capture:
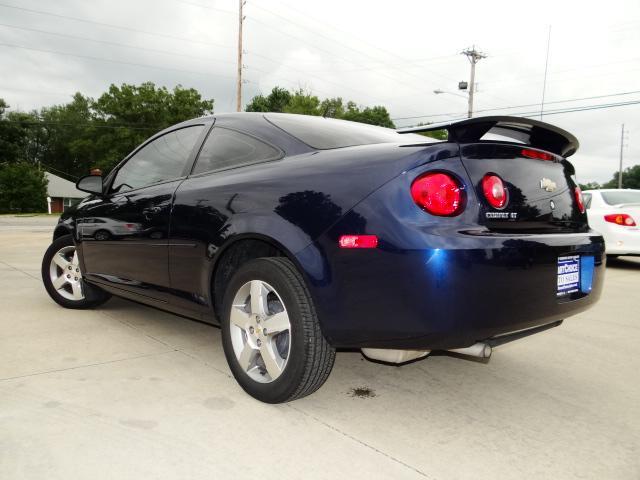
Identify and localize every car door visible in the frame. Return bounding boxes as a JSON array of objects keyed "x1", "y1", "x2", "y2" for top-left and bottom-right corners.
[
  {"x1": 168, "y1": 126, "x2": 283, "y2": 315},
  {"x1": 79, "y1": 124, "x2": 208, "y2": 301}
]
